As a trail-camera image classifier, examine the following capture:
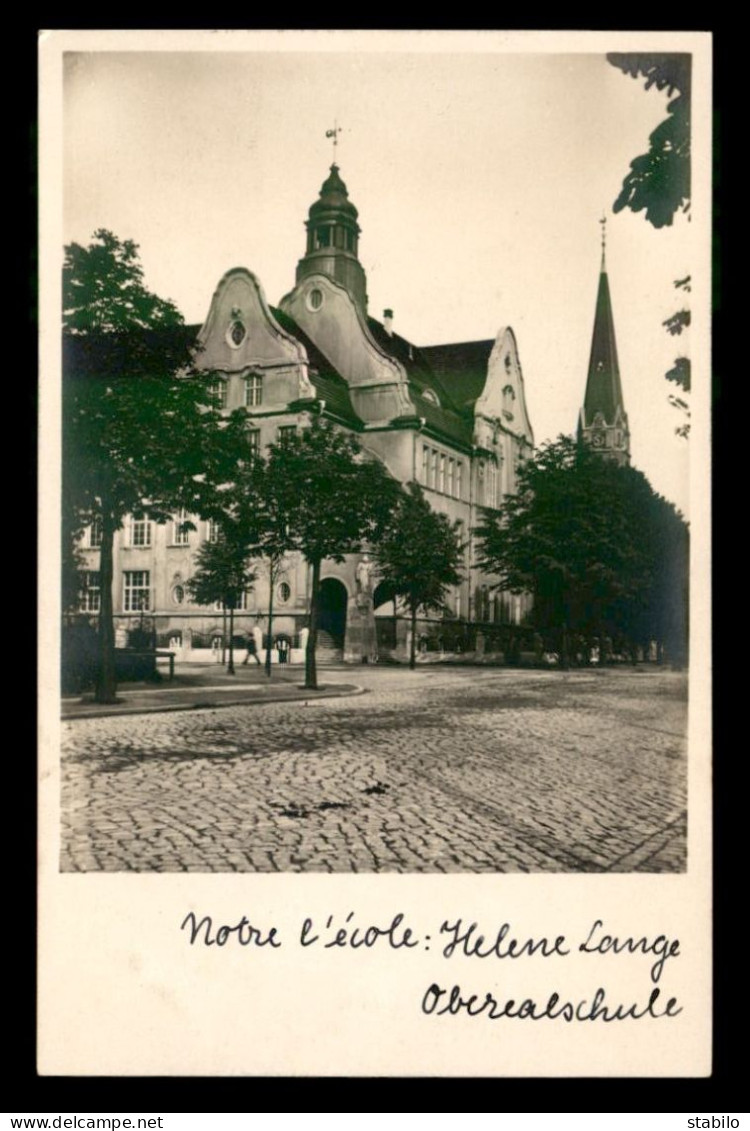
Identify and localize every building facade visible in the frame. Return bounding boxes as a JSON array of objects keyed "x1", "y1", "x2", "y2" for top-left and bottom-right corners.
[{"x1": 76, "y1": 163, "x2": 535, "y2": 663}]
